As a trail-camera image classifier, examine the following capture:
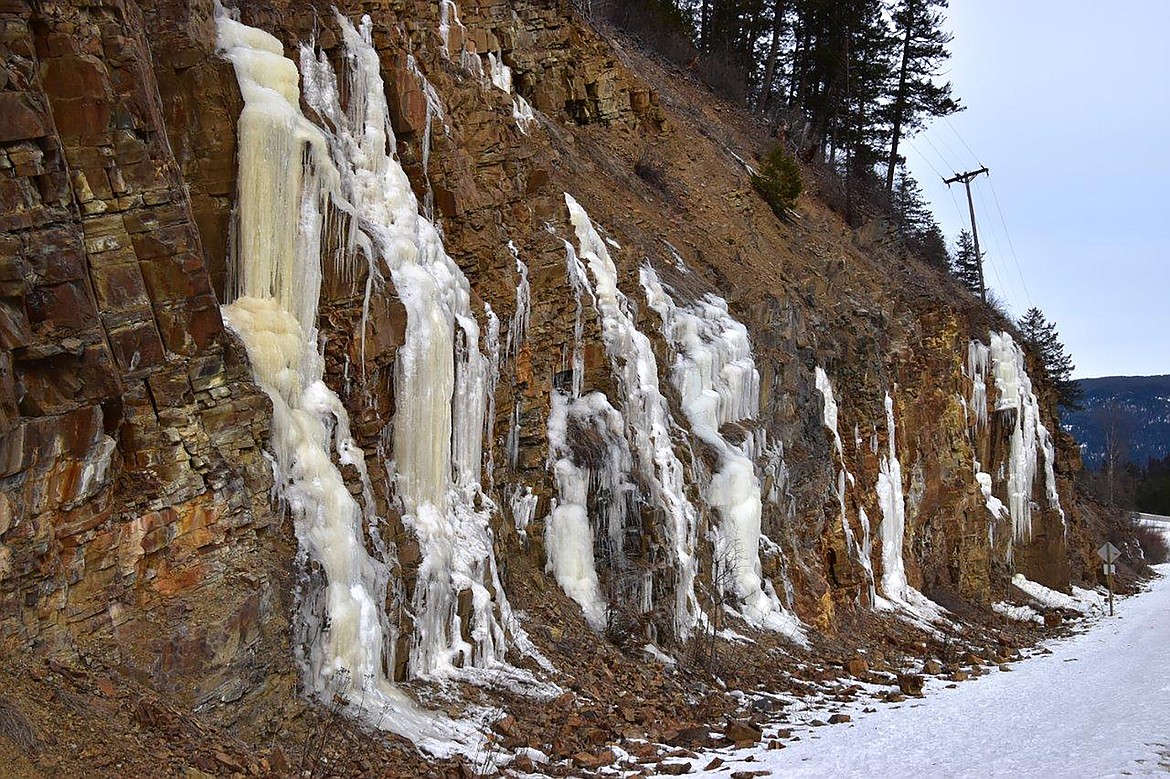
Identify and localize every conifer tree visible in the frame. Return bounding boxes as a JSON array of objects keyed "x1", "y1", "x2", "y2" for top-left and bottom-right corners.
[
  {"x1": 951, "y1": 230, "x2": 981, "y2": 294},
  {"x1": 892, "y1": 166, "x2": 949, "y2": 269},
  {"x1": 1017, "y1": 307, "x2": 1084, "y2": 411},
  {"x1": 883, "y1": 0, "x2": 962, "y2": 192}
]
